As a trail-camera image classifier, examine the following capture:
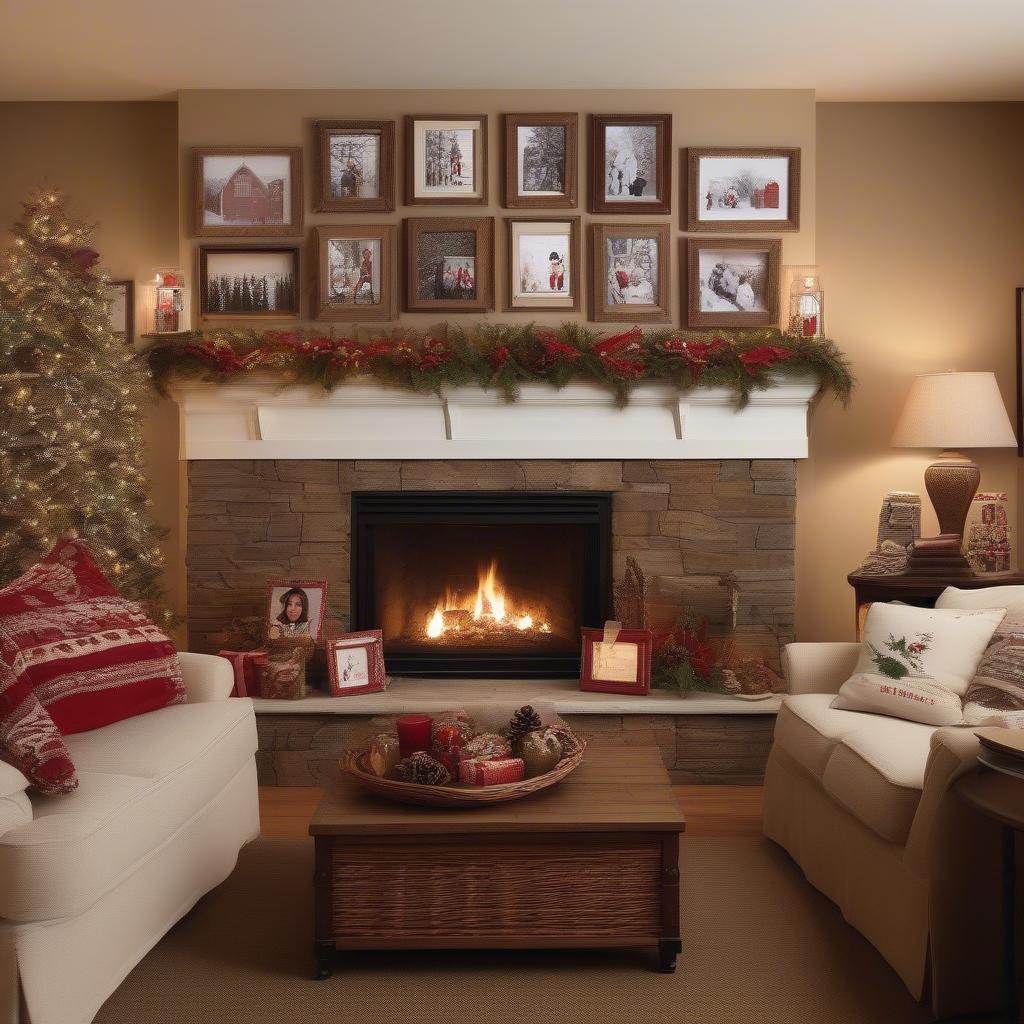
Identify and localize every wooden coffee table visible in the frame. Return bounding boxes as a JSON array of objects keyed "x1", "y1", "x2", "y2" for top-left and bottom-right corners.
[{"x1": 309, "y1": 745, "x2": 685, "y2": 978}]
